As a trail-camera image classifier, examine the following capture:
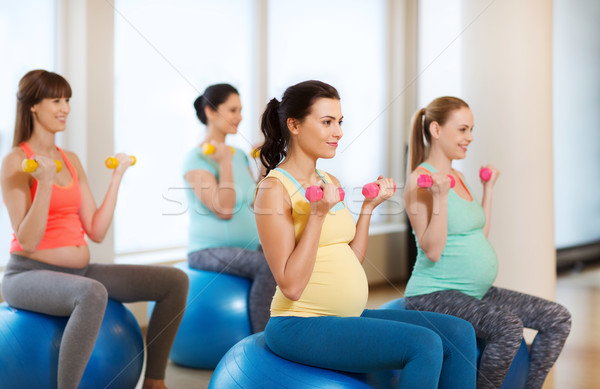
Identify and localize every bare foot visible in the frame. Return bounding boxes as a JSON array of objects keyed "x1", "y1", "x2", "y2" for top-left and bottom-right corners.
[{"x1": 142, "y1": 378, "x2": 168, "y2": 389}]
